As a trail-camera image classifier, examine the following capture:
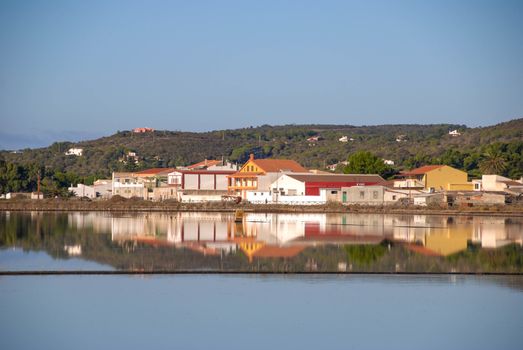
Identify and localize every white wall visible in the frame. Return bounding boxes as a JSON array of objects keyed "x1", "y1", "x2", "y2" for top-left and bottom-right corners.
[
  {"x1": 216, "y1": 175, "x2": 228, "y2": 191},
  {"x1": 269, "y1": 174, "x2": 306, "y2": 195},
  {"x1": 184, "y1": 173, "x2": 199, "y2": 189},
  {"x1": 69, "y1": 184, "x2": 96, "y2": 198},
  {"x1": 481, "y1": 175, "x2": 510, "y2": 191},
  {"x1": 200, "y1": 174, "x2": 215, "y2": 190},
  {"x1": 247, "y1": 189, "x2": 327, "y2": 205}
]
